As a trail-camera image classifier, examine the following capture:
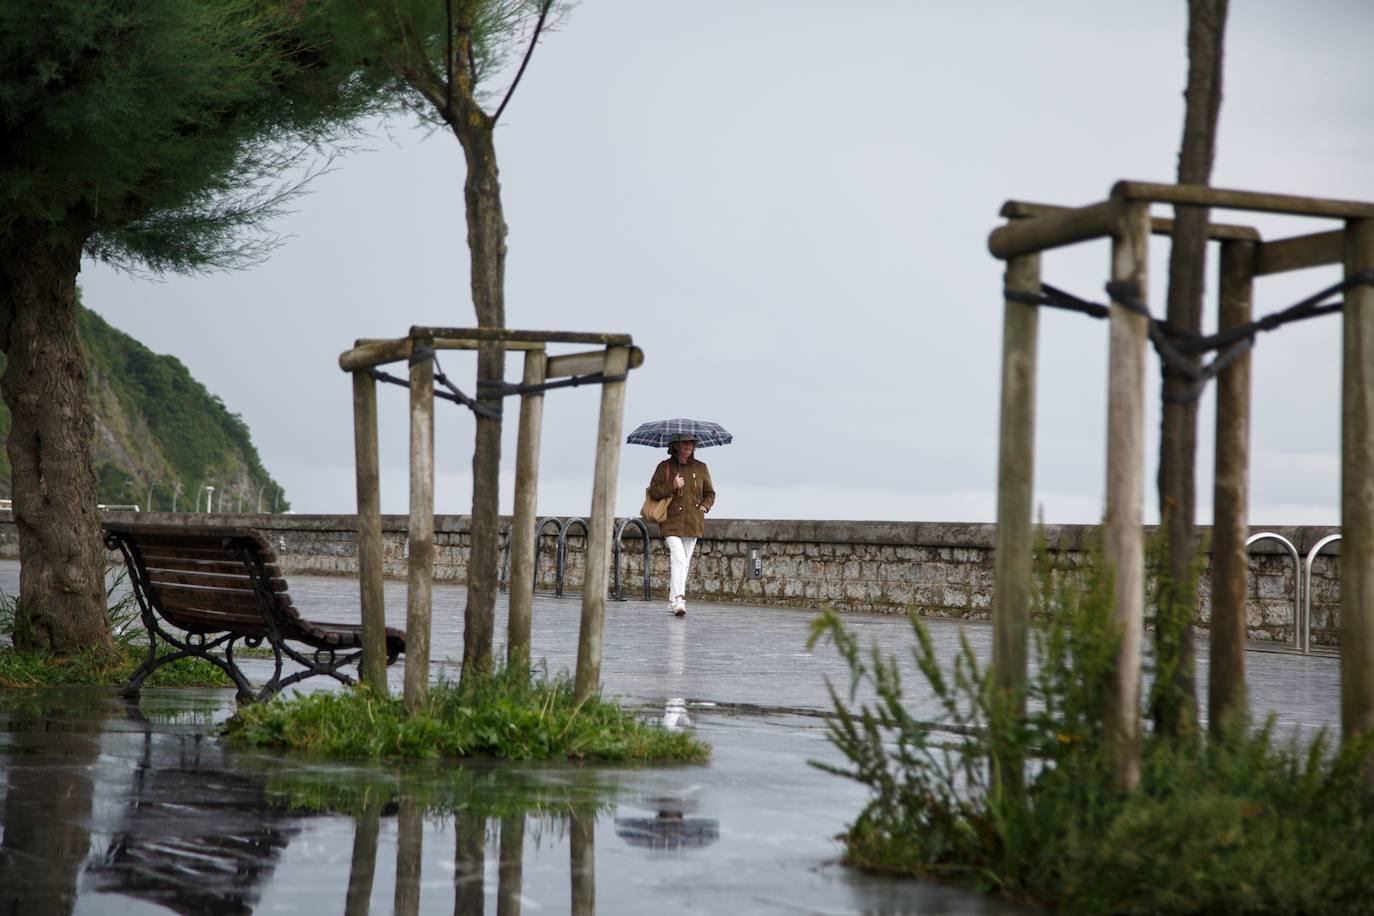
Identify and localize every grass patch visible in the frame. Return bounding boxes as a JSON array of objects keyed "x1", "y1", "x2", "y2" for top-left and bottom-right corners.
[
  {"x1": 223, "y1": 667, "x2": 711, "y2": 763},
  {"x1": 0, "y1": 645, "x2": 231, "y2": 689},
  {"x1": 809, "y1": 533, "x2": 1374, "y2": 915},
  {"x1": 0, "y1": 573, "x2": 230, "y2": 689}
]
